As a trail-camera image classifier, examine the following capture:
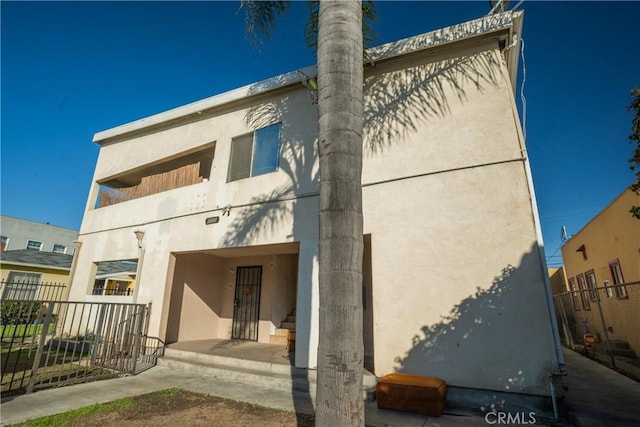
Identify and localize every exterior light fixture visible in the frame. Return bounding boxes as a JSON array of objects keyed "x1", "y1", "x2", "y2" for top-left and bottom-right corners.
[{"x1": 134, "y1": 230, "x2": 145, "y2": 248}]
